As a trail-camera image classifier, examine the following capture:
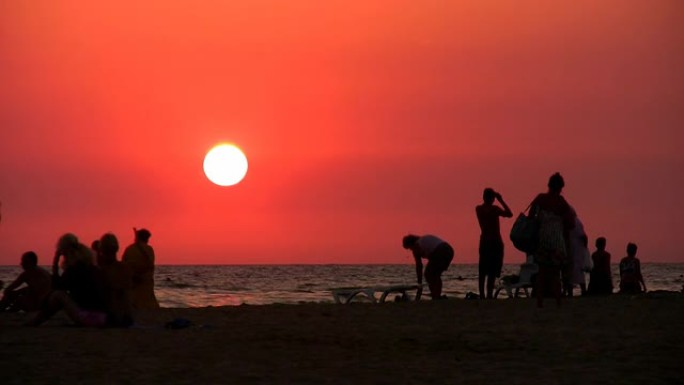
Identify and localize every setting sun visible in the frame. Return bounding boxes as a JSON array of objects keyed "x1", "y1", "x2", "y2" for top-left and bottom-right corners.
[{"x1": 203, "y1": 144, "x2": 248, "y2": 186}]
